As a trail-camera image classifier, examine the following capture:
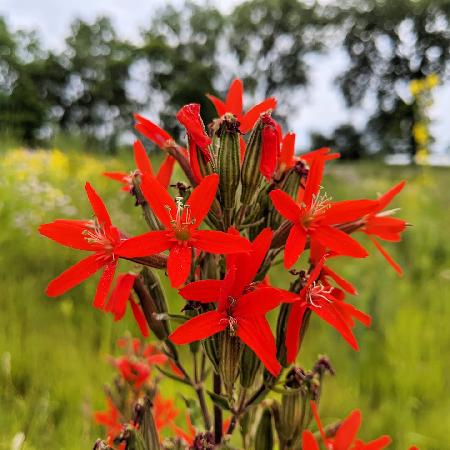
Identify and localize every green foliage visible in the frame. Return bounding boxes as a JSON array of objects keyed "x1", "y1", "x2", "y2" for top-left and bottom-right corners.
[{"x1": 0, "y1": 144, "x2": 448, "y2": 449}]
